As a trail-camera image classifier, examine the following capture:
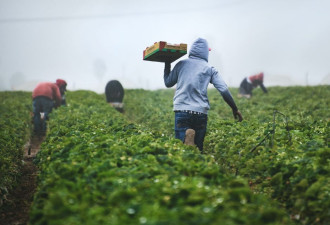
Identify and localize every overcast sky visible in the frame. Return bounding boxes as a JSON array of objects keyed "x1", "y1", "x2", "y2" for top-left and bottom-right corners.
[{"x1": 0, "y1": 0, "x2": 329, "y2": 92}]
